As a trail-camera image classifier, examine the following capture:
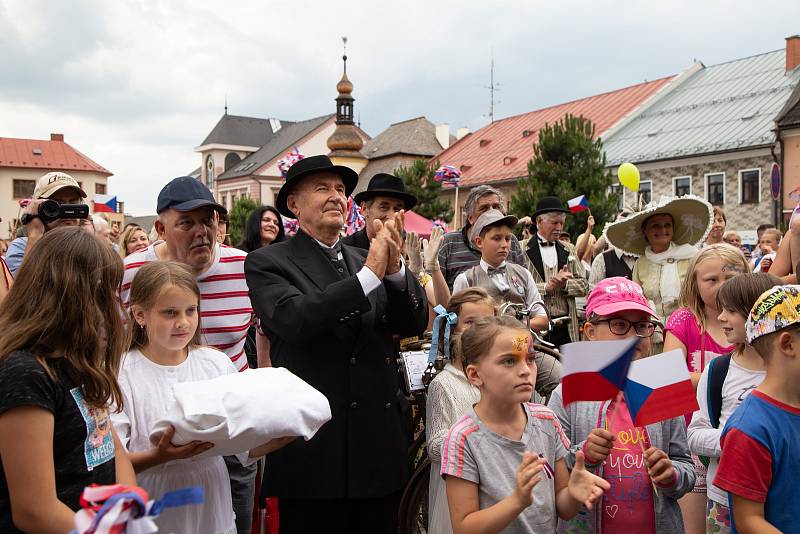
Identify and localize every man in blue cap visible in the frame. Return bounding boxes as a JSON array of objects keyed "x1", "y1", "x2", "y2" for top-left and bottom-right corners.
[{"x1": 119, "y1": 176, "x2": 262, "y2": 534}]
